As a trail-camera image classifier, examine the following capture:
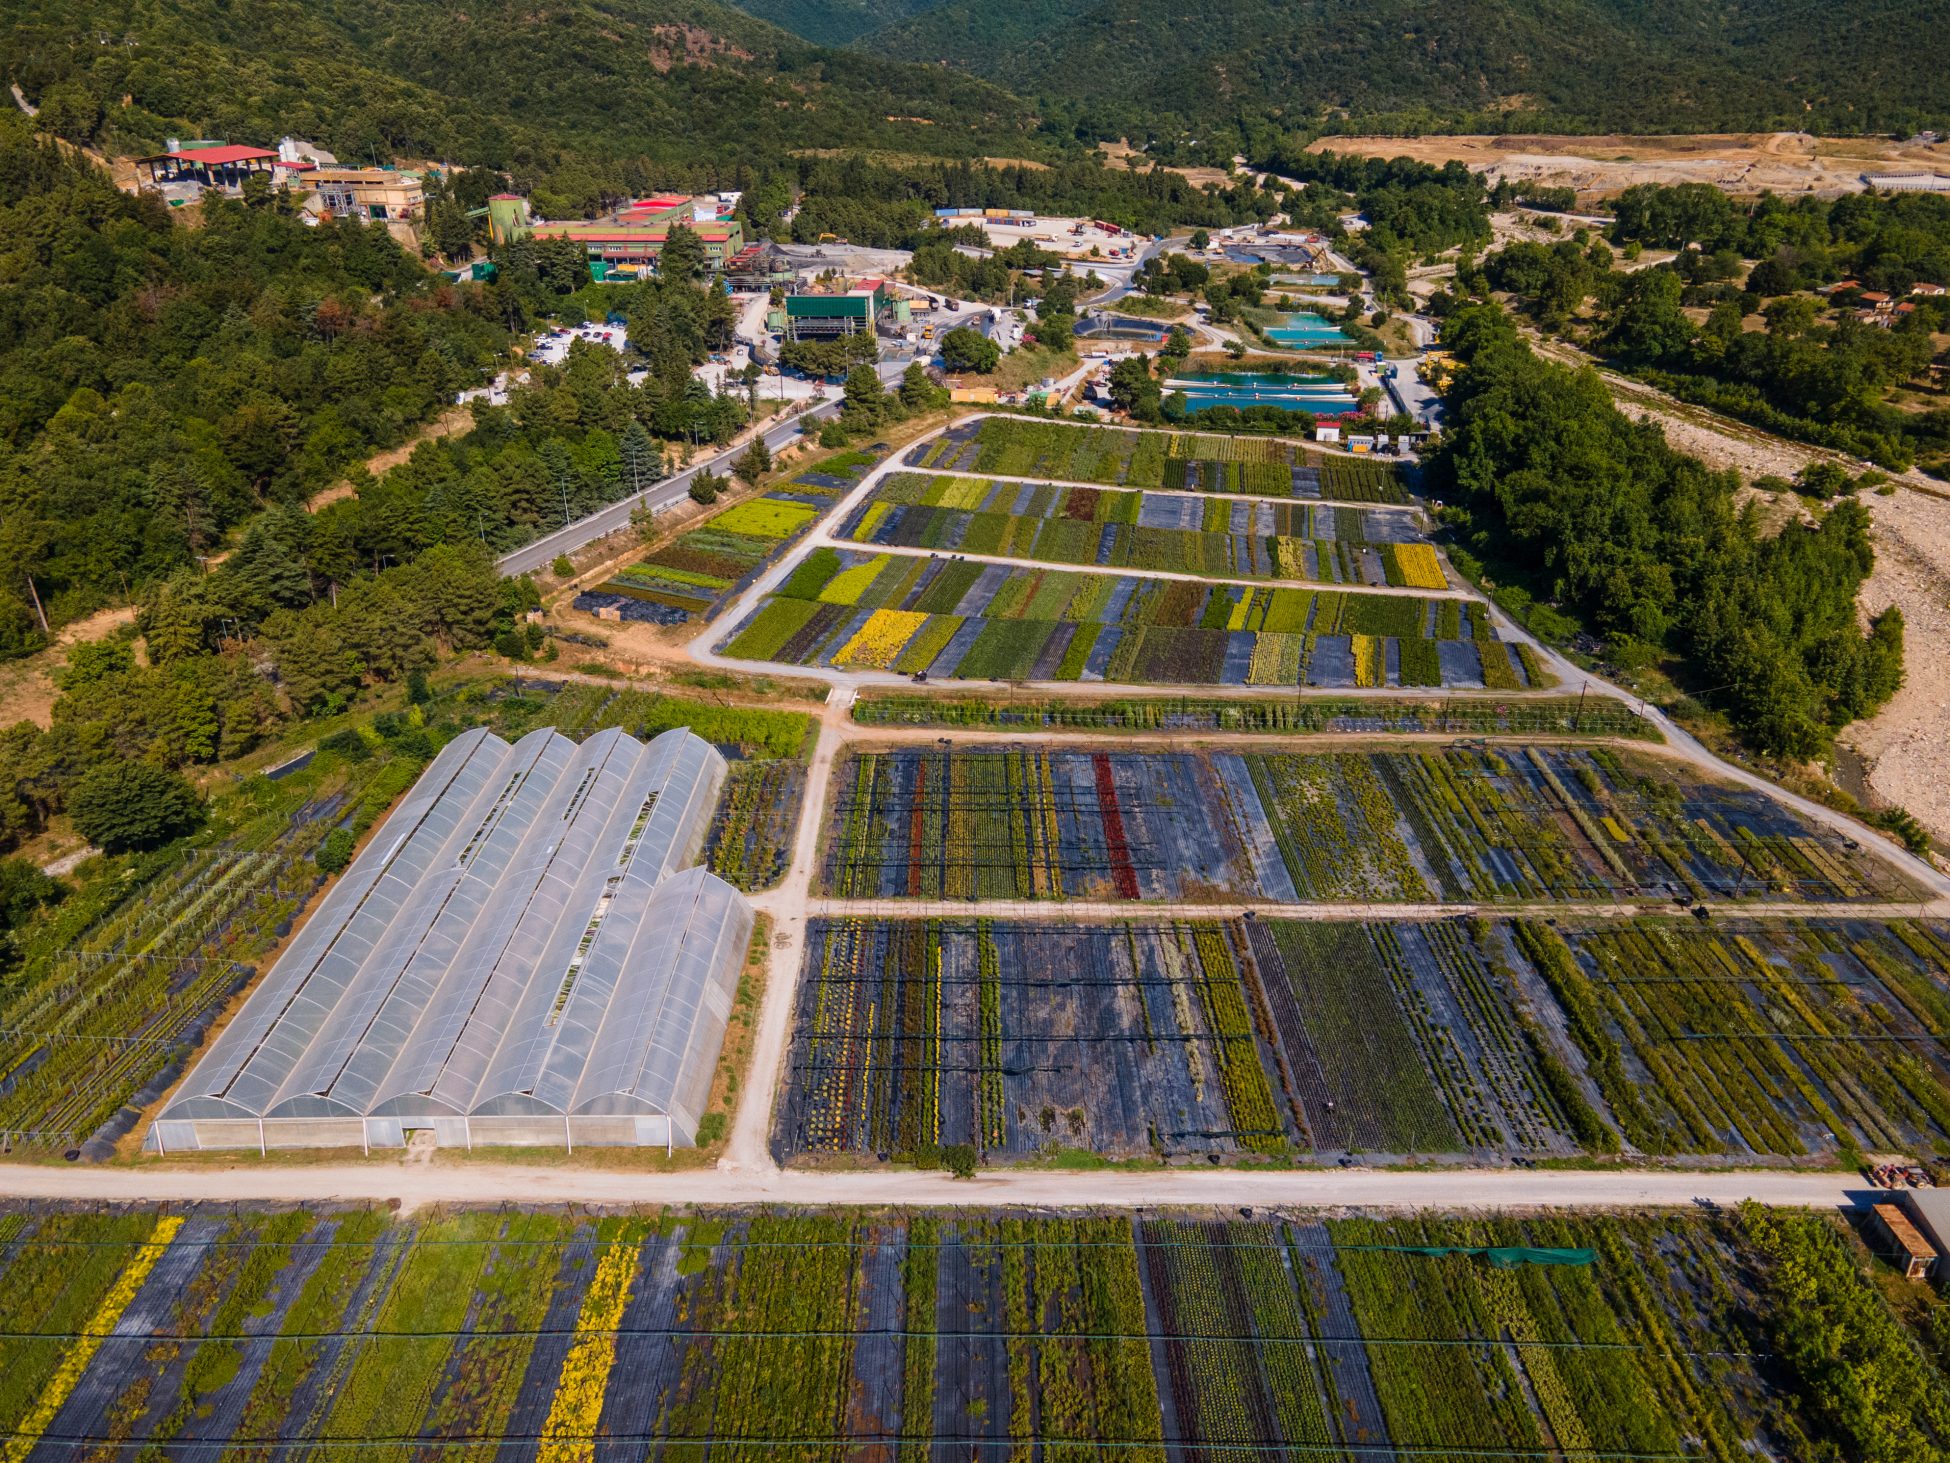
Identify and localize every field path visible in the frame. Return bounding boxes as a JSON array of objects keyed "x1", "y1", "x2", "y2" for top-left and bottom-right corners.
[
  {"x1": 0, "y1": 1156, "x2": 1861, "y2": 1216},
  {"x1": 727, "y1": 684, "x2": 854, "y2": 1172}
]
